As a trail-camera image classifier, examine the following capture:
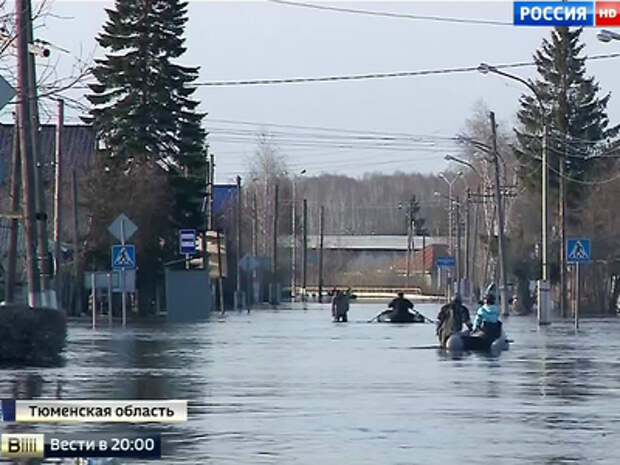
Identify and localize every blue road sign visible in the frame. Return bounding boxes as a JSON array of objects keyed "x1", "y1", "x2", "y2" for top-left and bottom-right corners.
[
  {"x1": 111, "y1": 244, "x2": 136, "y2": 270},
  {"x1": 179, "y1": 229, "x2": 197, "y2": 255},
  {"x1": 566, "y1": 238, "x2": 591, "y2": 264},
  {"x1": 436, "y1": 256, "x2": 456, "y2": 268}
]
